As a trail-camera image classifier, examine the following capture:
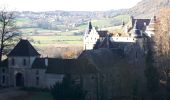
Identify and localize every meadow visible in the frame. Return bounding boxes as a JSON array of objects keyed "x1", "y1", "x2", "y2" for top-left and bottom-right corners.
[
  {"x1": 29, "y1": 35, "x2": 83, "y2": 47},
  {"x1": 17, "y1": 14, "x2": 130, "y2": 48}
]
